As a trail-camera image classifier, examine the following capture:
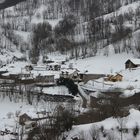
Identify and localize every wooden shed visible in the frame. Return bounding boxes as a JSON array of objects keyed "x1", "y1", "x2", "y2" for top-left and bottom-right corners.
[
  {"x1": 25, "y1": 65, "x2": 33, "y2": 71},
  {"x1": 105, "y1": 73, "x2": 123, "y2": 82},
  {"x1": 46, "y1": 63, "x2": 61, "y2": 71},
  {"x1": 19, "y1": 113, "x2": 32, "y2": 125},
  {"x1": 112, "y1": 73, "x2": 123, "y2": 82},
  {"x1": 125, "y1": 59, "x2": 140, "y2": 69}
]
